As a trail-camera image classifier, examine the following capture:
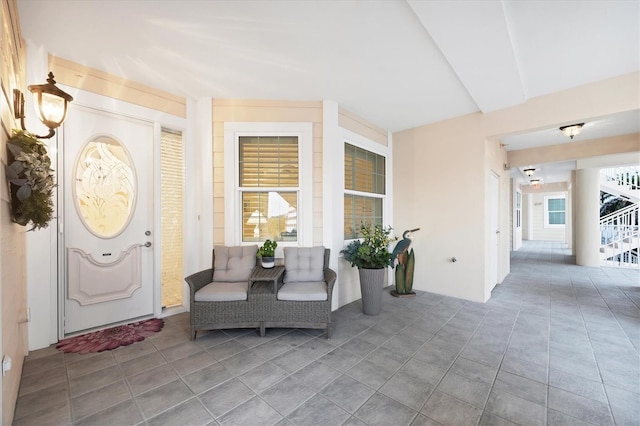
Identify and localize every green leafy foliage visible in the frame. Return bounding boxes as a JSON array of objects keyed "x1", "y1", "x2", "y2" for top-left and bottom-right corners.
[
  {"x1": 5, "y1": 131, "x2": 55, "y2": 230},
  {"x1": 341, "y1": 223, "x2": 396, "y2": 269},
  {"x1": 257, "y1": 239, "x2": 277, "y2": 258}
]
